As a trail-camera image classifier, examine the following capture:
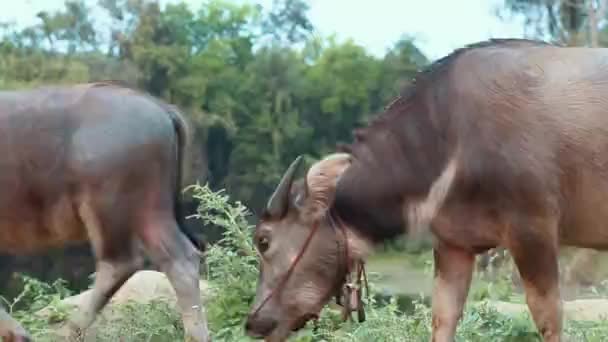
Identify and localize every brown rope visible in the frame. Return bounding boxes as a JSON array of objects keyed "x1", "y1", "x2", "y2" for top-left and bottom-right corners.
[
  {"x1": 250, "y1": 219, "x2": 321, "y2": 319},
  {"x1": 329, "y1": 211, "x2": 369, "y2": 323},
  {"x1": 250, "y1": 211, "x2": 370, "y2": 328}
]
